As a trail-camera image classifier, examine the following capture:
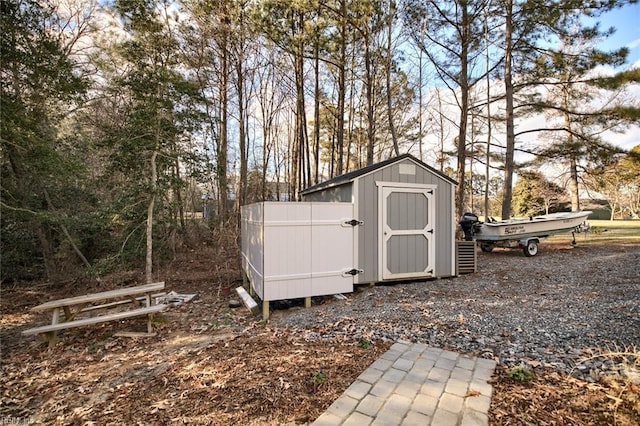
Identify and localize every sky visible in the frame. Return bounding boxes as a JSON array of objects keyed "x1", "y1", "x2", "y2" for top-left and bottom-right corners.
[
  {"x1": 591, "y1": 2, "x2": 640, "y2": 152},
  {"x1": 592, "y1": 2, "x2": 640, "y2": 67}
]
